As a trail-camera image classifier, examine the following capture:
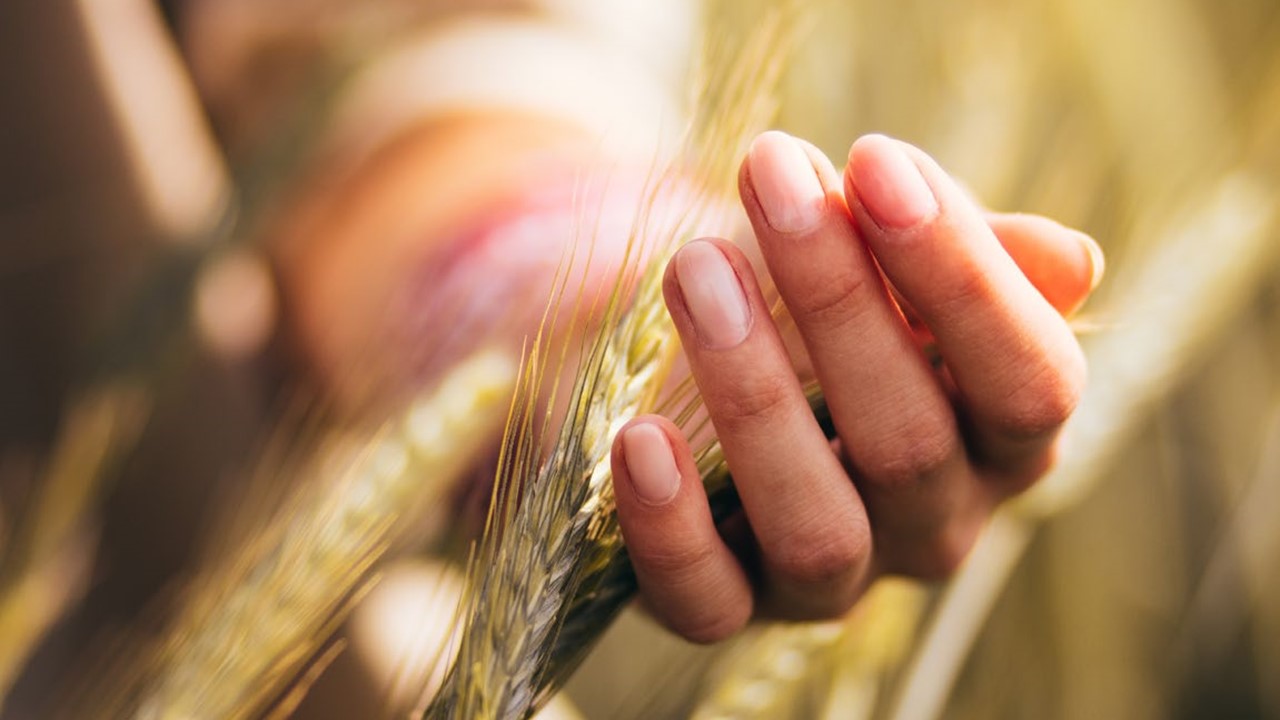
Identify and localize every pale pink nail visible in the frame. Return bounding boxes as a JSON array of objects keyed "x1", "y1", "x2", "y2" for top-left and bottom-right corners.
[
  {"x1": 849, "y1": 134, "x2": 938, "y2": 230},
  {"x1": 747, "y1": 131, "x2": 826, "y2": 233},
  {"x1": 675, "y1": 241, "x2": 751, "y2": 349},
  {"x1": 622, "y1": 423, "x2": 682, "y2": 505}
]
